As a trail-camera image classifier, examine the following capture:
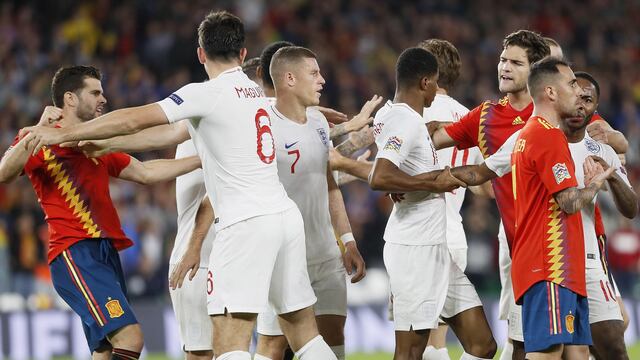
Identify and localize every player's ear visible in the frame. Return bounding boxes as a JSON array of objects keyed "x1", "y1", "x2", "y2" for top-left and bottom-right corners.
[
  {"x1": 419, "y1": 76, "x2": 430, "y2": 91},
  {"x1": 239, "y1": 48, "x2": 248, "y2": 63},
  {"x1": 64, "y1": 91, "x2": 77, "y2": 108},
  {"x1": 197, "y1": 47, "x2": 207, "y2": 65},
  {"x1": 286, "y1": 71, "x2": 295, "y2": 87},
  {"x1": 256, "y1": 65, "x2": 263, "y2": 82},
  {"x1": 545, "y1": 85, "x2": 556, "y2": 102}
]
